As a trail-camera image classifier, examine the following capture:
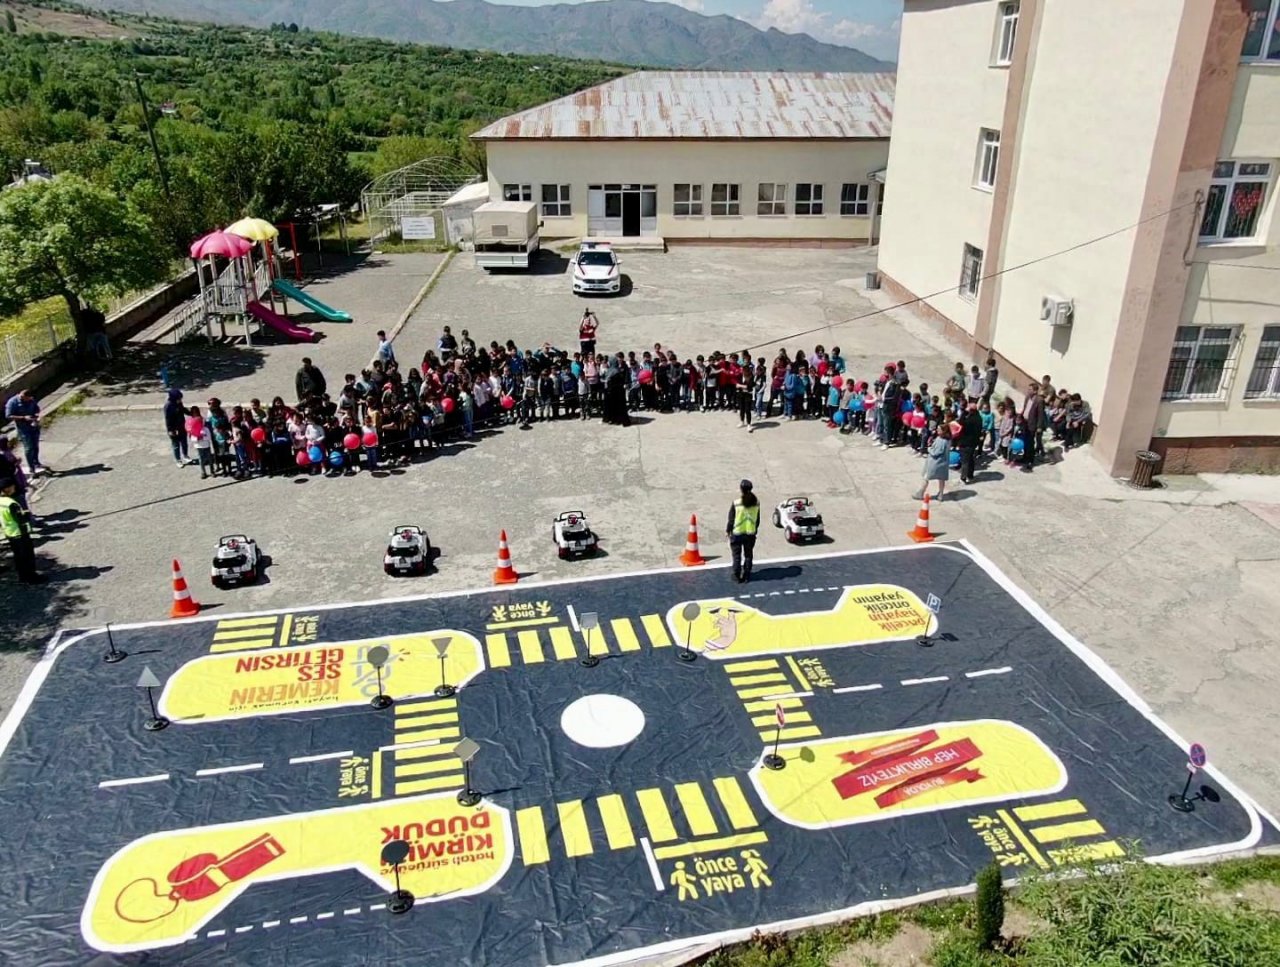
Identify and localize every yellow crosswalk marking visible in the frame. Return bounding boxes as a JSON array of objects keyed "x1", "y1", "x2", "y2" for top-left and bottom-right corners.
[
  {"x1": 212, "y1": 627, "x2": 281, "y2": 641},
  {"x1": 996, "y1": 809, "x2": 1049, "y2": 869},
  {"x1": 549, "y1": 626, "x2": 577, "y2": 660},
  {"x1": 517, "y1": 807, "x2": 550, "y2": 866},
  {"x1": 394, "y1": 711, "x2": 459, "y2": 728},
  {"x1": 485, "y1": 633, "x2": 512, "y2": 668},
  {"x1": 585, "y1": 627, "x2": 609, "y2": 656},
  {"x1": 1029, "y1": 819, "x2": 1106, "y2": 844},
  {"x1": 210, "y1": 639, "x2": 275, "y2": 653},
  {"x1": 763, "y1": 725, "x2": 823, "y2": 741},
  {"x1": 1014, "y1": 799, "x2": 1087, "y2": 822},
  {"x1": 397, "y1": 774, "x2": 464, "y2": 794},
  {"x1": 641, "y1": 614, "x2": 672, "y2": 648},
  {"x1": 753, "y1": 710, "x2": 812, "y2": 727},
  {"x1": 557, "y1": 801, "x2": 594, "y2": 857},
  {"x1": 610, "y1": 618, "x2": 642, "y2": 652},
  {"x1": 653, "y1": 831, "x2": 767, "y2": 860},
  {"x1": 393, "y1": 745, "x2": 459, "y2": 762},
  {"x1": 596, "y1": 794, "x2": 636, "y2": 850},
  {"x1": 725, "y1": 659, "x2": 779, "y2": 673},
  {"x1": 675, "y1": 782, "x2": 718, "y2": 837},
  {"x1": 395, "y1": 697, "x2": 457, "y2": 714},
  {"x1": 786, "y1": 656, "x2": 810, "y2": 687},
  {"x1": 277, "y1": 614, "x2": 293, "y2": 646},
  {"x1": 744, "y1": 698, "x2": 804, "y2": 712},
  {"x1": 394, "y1": 758, "x2": 463, "y2": 778},
  {"x1": 731, "y1": 672, "x2": 789, "y2": 686},
  {"x1": 394, "y1": 727, "x2": 461, "y2": 744},
  {"x1": 215, "y1": 617, "x2": 279, "y2": 629},
  {"x1": 713, "y1": 777, "x2": 758, "y2": 830},
  {"x1": 371, "y1": 749, "x2": 382, "y2": 799},
  {"x1": 1048, "y1": 840, "x2": 1125, "y2": 864},
  {"x1": 517, "y1": 629, "x2": 545, "y2": 664},
  {"x1": 636, "y1": 788, "x2": 678, "y2": 843},
  {"x1": 736, "y1": 685, "x2": 793, "y2": 699}
]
